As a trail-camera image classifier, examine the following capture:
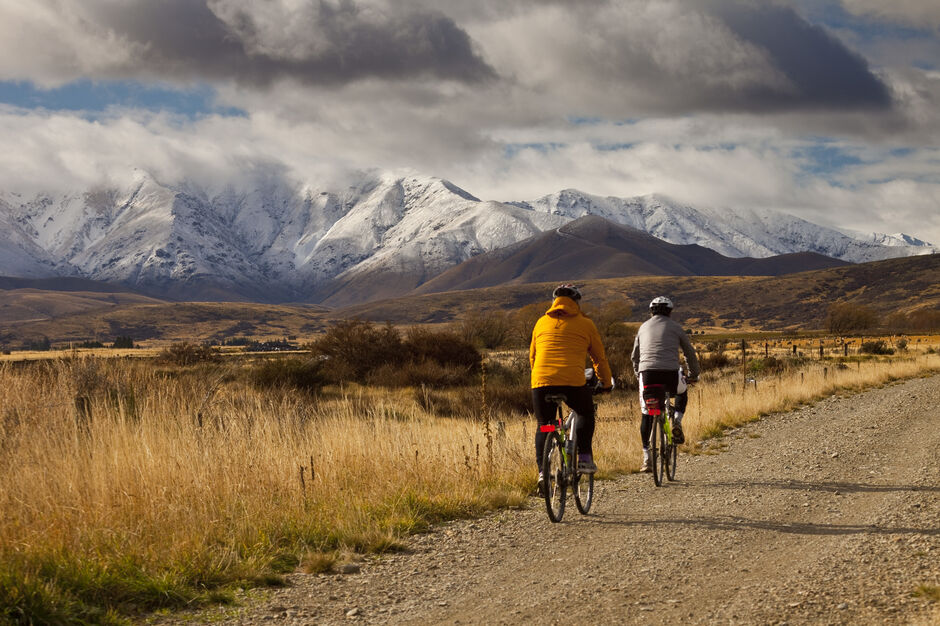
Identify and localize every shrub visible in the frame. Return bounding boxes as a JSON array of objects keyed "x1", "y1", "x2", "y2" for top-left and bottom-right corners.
[
  {"x1": 310, "y1": 321, "x2": 481, "y2": 387},
  {"x1": 700, "y1": 340, "x2": 731, "y2": 370},
  {"x1": 310, "y1": 320, "x2": 403, "y2": 382},
  {"x1": 827, "y1": 303, "x2": 878, "y2": 333},
  {"x1": 860, "y1": 340, "x2": 894, "y2": 355},
  {"x1": 112, "y1": 336, "x2": 135, "y2": 349},
  {"x1": 370, "y1": 361, "x2": 474, "y2": 388},
  {"x1": 895, "y1": 338, "x2": 908, "y2": 352},
  {"x1": 403, "y1": 327, "x2": 481, "y2": 372},
  {"x1": 512, "y1": 302, "x2": 550, "y2": 346},
  {"x1": 159, "y1": 343, "x2": 220, "y2": 366},
  {"x1": 248, "y1": 358, "x2": 325, "y2": 393},
  {"x1": 457, "y1": 310, "x2": 514, "y2": 349},
  {"x1": 747, "y1": 356, "x2": 785, "y2": 375}
]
